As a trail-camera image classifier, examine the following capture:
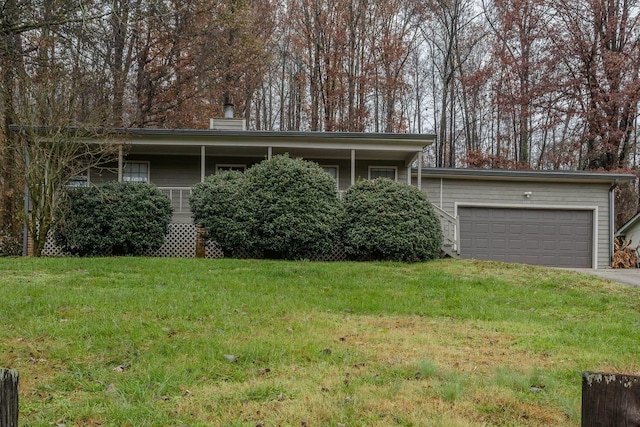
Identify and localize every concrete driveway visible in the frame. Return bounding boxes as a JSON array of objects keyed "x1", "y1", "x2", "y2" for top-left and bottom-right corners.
[{"x1": 571, "y1": 268, "x2": 640, "y2": 288}]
